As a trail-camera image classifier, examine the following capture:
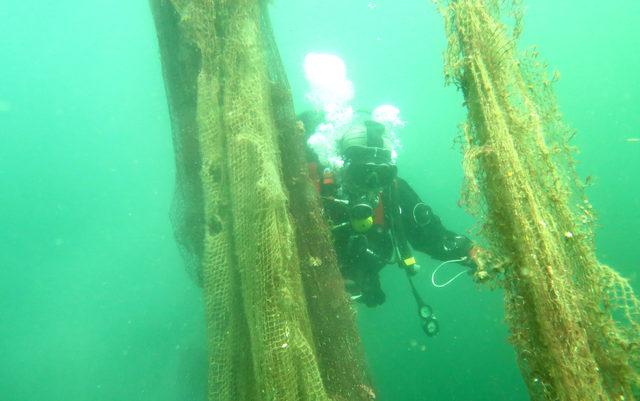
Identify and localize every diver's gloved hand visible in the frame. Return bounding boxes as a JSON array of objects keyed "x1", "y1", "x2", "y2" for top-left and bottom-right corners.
[
  {"x1": 461, "y1": 246, "x2": 481, "y2": 269},
  {"x1": 466, "y1": 245, "x2": 492, "y2": 281},
  {"x1": 361, "y1": 287, "x2": 386, "y2": 307},
  {"x1": 468, "y1": 246, "x2": 481, "y2": 265},
  {"x1": 345, "y1": 273, "x2": 386, "y2": 307},
  {"x1": 358, "y1": 275, "x2": 386, "y2": 307}
]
